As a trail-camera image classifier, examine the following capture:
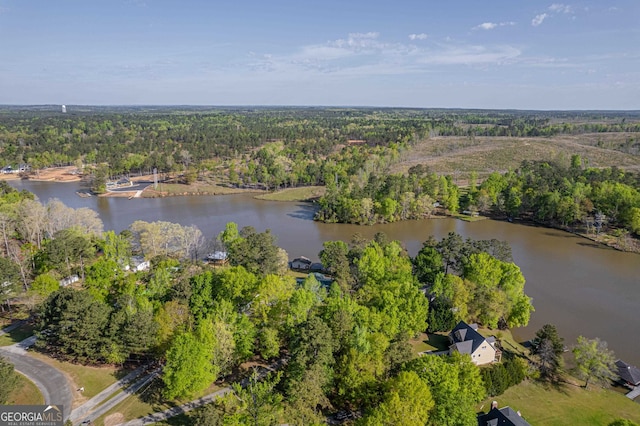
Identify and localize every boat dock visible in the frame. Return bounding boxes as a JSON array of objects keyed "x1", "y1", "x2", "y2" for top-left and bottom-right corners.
[{"x1": 626, "y1": 386, "x2": 640, "y2": 400}]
